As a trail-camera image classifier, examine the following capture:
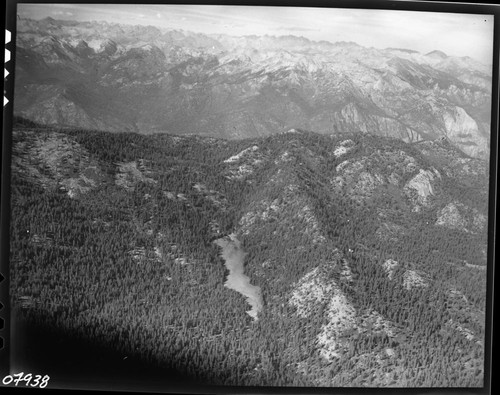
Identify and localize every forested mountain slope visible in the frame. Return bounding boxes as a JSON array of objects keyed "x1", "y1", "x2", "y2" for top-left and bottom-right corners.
[
  {"x1": 9, "y1": 120, "x2": 489, "y2": 387},
  {"x1": 14, "y1": 17, "x2": 491, "y2": 158}
]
